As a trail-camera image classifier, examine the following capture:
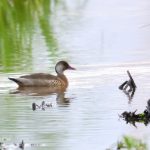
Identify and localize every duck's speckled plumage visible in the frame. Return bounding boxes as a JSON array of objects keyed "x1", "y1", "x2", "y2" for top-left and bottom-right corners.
[{"x1": 9, "y1": 61, "x2": 75, "y2": 88}]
